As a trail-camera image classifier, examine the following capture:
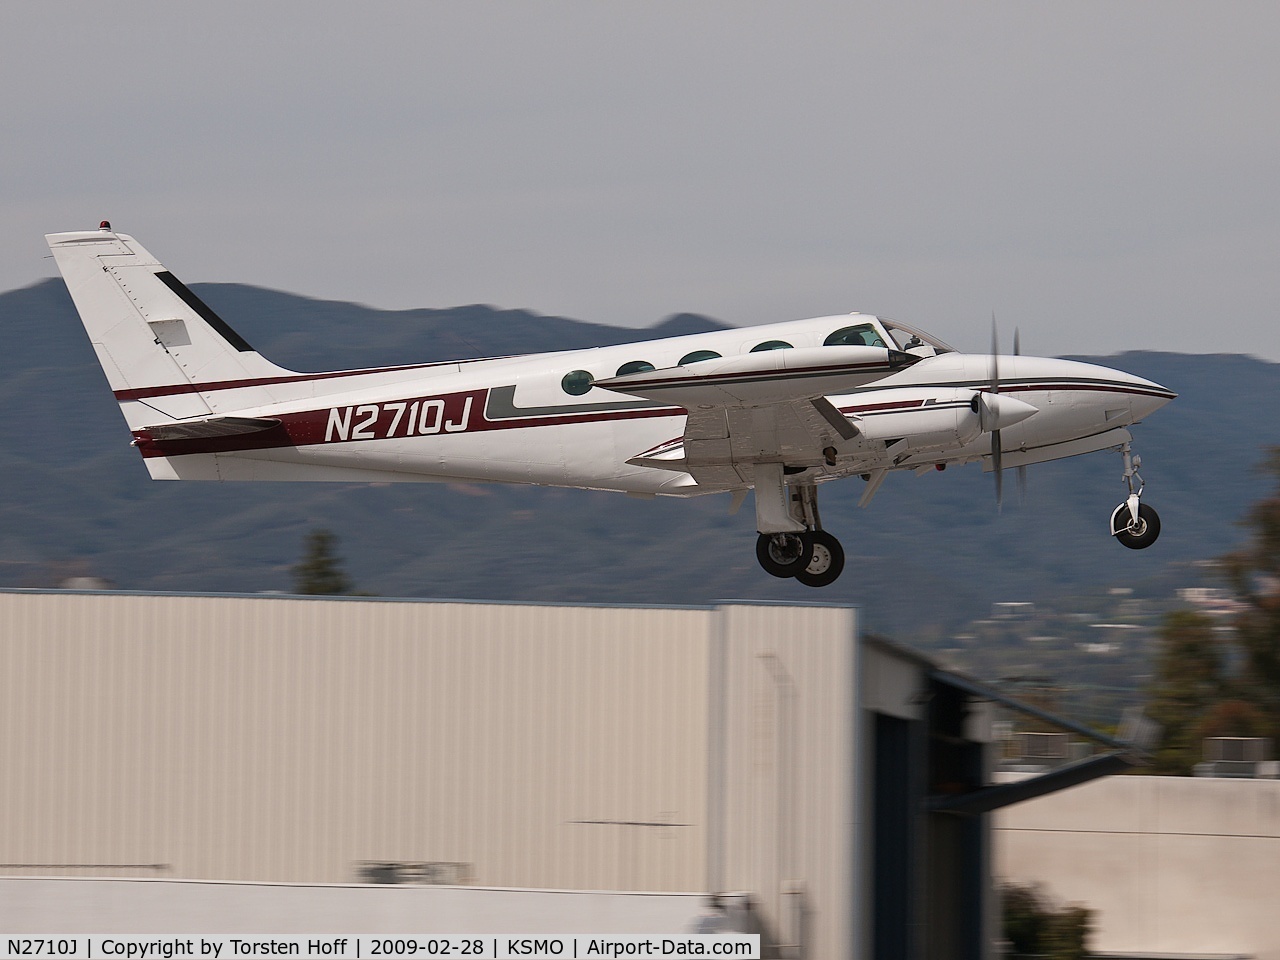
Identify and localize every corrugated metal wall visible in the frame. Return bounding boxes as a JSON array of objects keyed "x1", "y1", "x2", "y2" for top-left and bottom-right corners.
[
  {"x1": 715, "y1": 604, "x2": 859, "y2": 960},
  {"x1": 0, "y1": 591, "x2": 866, "y2": 955},
  {"x1": 0, "y1": 592, "x2": 711, "y2": 890}
]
